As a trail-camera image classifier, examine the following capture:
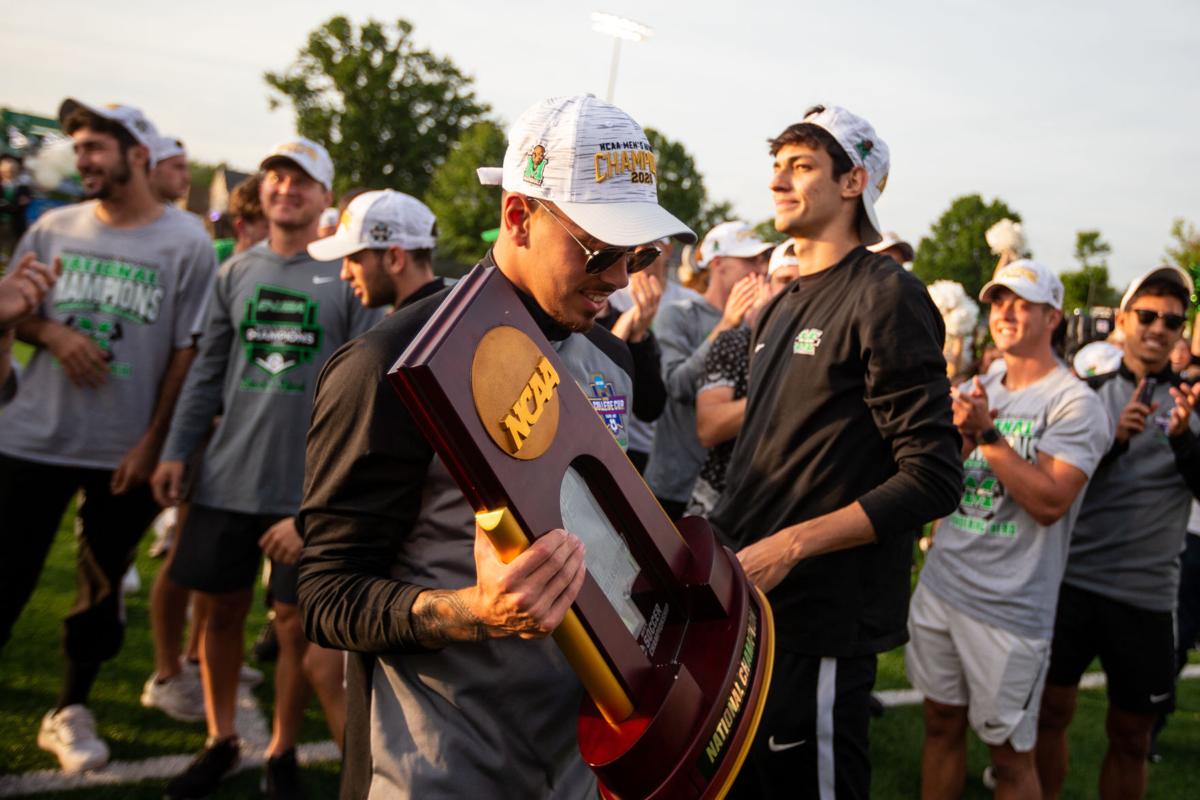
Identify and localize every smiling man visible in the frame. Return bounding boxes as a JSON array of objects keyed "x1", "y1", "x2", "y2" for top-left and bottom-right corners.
[
  {"x1": 307, "y1": 189, "x2": 445, "y2": 310},
  {"x1": 1037, "y1": 265, "x2": 1200, "y2": 800},
  {"x1": 908, "y1": 260, "x2": 1110, "y2": 800},
  {"x1": 0, "y1": 99, "x2": 214, "y2": 774},
  {"x1": 152, "y1": 137, "x2": 382, "y2": 798},
  {"x1": 709, "y1": 105, "x2": 962, "y2": 799},
  {"x1": 296, "y1": 95, "x2": 694, "y2": 799}
]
